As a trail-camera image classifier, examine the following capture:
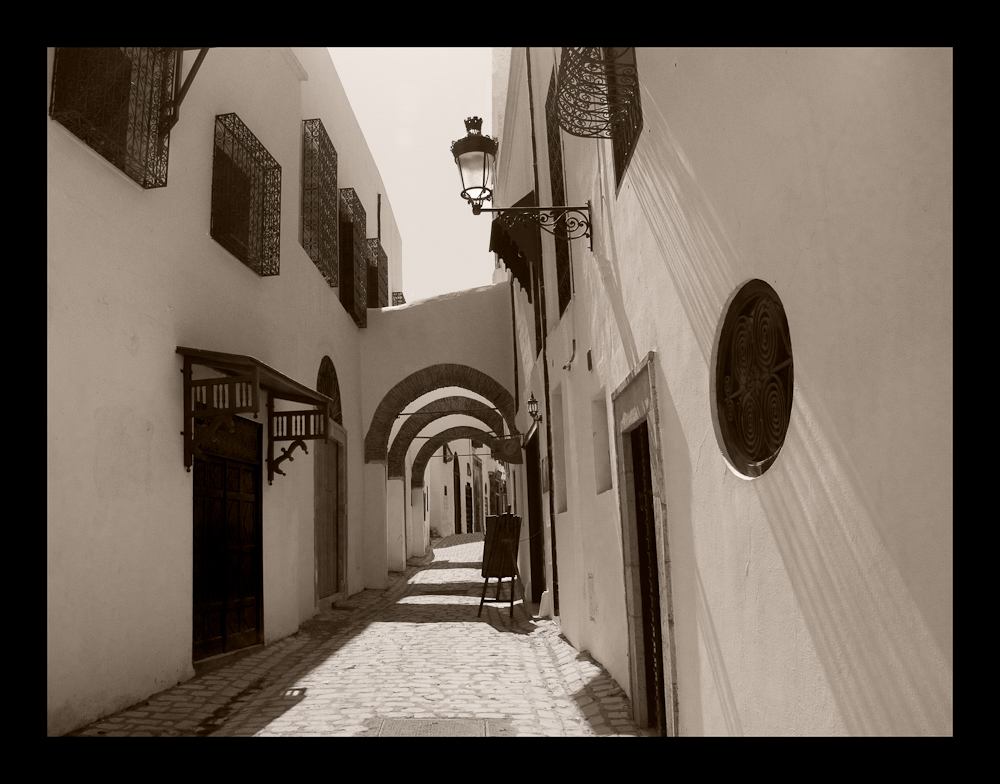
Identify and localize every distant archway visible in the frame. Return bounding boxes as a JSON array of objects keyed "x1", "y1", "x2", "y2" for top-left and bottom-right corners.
[
  {"x1": 365, "y1": 364, "x2": 516, "y2": 464},
  {"x1": 410, "y1": 426, "x2": 501, "y2": 490},
  {"x1": 317, "y1": 356, "x2": 342, "y2": 425},
  {"x1": 387, "y1": 396, "x2": 504, "y2": 480}
]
